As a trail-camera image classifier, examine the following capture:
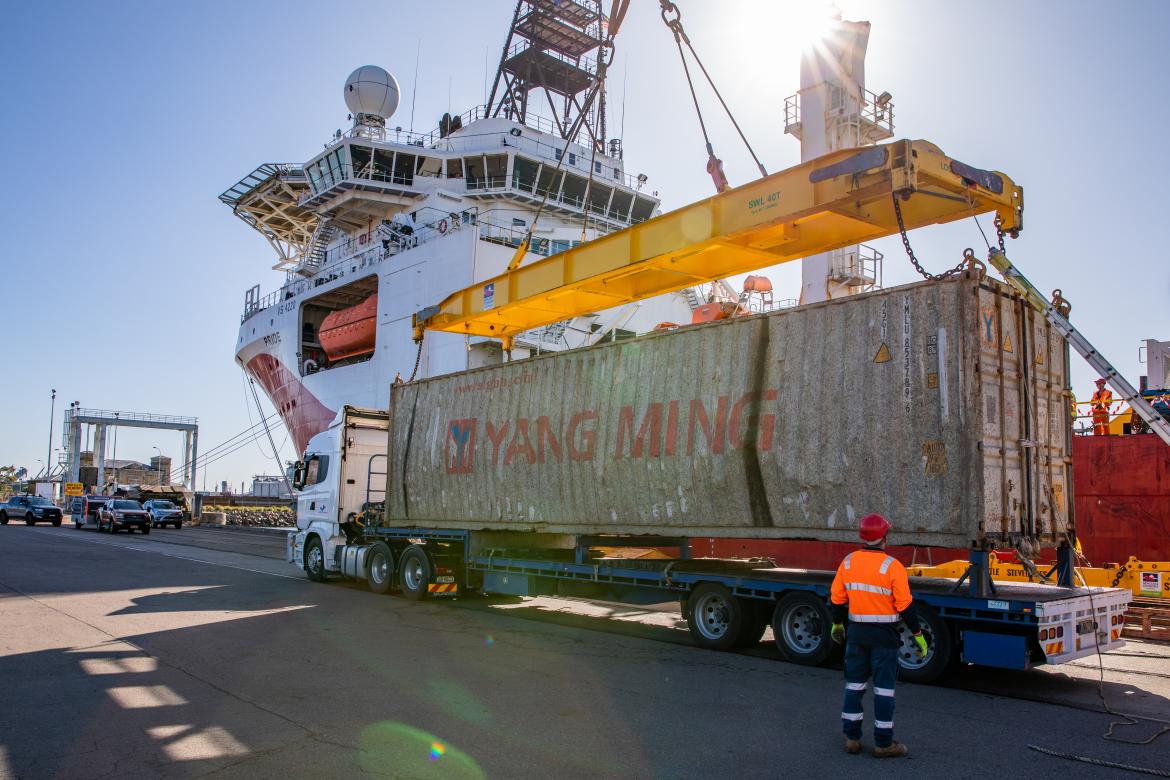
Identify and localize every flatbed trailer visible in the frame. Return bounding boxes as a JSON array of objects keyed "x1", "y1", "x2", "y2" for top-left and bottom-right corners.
[{"x1": 291, "y1": 522, "x2": 1131, "y2": 684}]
